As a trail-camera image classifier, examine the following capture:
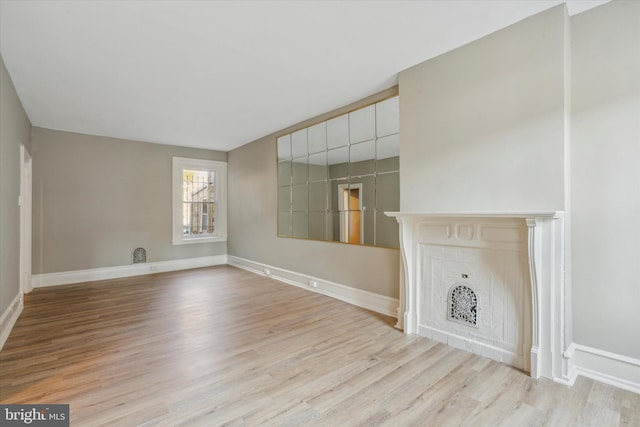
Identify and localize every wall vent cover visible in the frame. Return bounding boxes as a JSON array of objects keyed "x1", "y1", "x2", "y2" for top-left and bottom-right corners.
[
  {"x1": 133, "y1": 247, "x2": 147, "y2": 264},
  {"x1": 448, "y1": 284, "x2": 478, "y2": 327}
]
